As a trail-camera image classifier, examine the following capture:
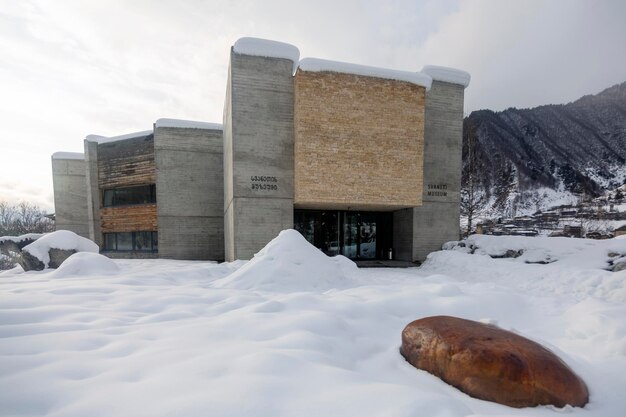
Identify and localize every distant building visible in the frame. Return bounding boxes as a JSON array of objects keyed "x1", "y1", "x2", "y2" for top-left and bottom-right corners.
[
  {"x1": 615, "y1": 225, "x2": 626, "y2": 237},
  {"x1": 51, "y1": 37, "x2": 470, "y2": 262},
  {"x1": 563, "y1": 225, "x2": 582, "y2": 238}
]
